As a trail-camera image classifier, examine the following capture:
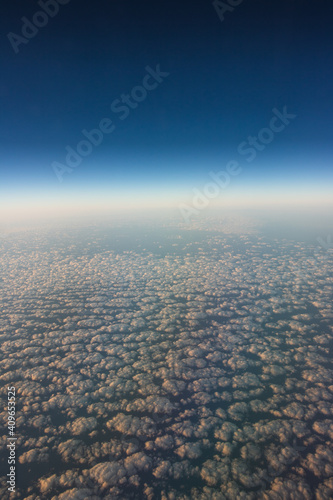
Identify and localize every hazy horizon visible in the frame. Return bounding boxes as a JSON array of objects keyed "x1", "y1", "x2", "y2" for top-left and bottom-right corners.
[{"x1": 1, "y1": 1, "x2": 333, "y2": 499}]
